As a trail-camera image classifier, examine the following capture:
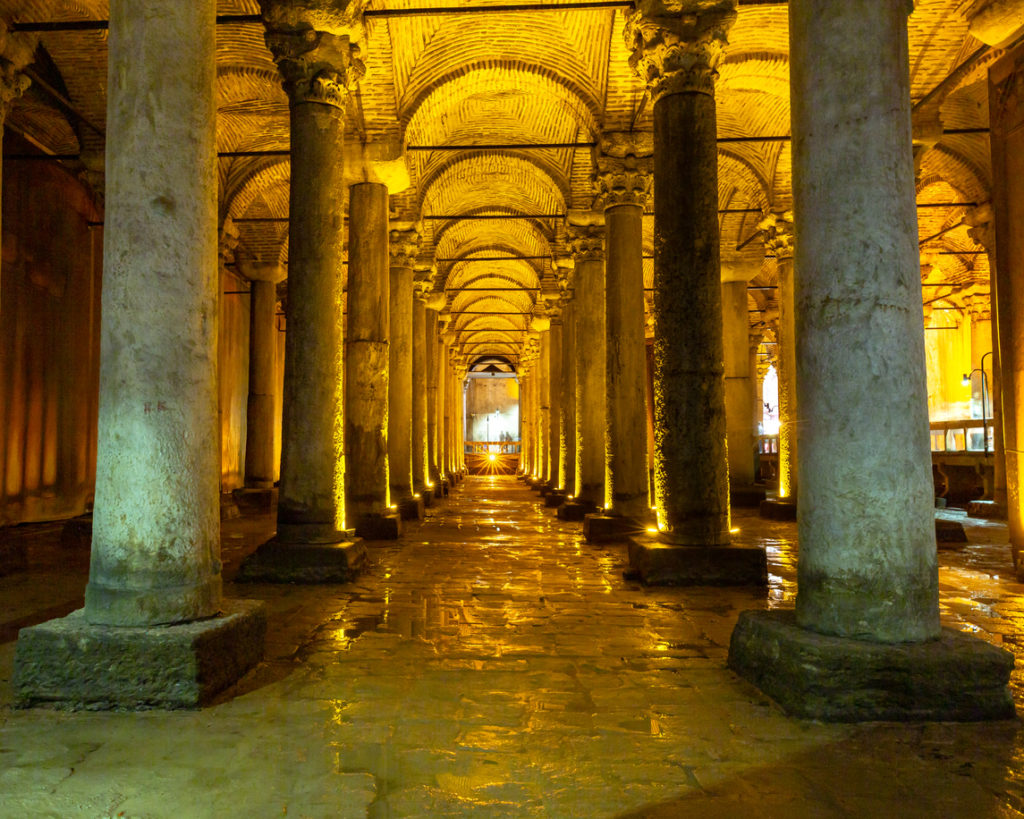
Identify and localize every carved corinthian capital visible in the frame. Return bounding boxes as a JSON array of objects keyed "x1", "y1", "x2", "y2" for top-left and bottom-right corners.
[
  {"x1": 389, "y1": 222, "x2": 422, "y2": 268},
  {"x1": 566, "y1": 223, "x2": 605, "y2": 263},
  {"x1": 625, "y1": 0, "x2": 737, "y2": 101},
  {"x1": 593, "y1": 147, "x2": 653, "y2": 210},
  {"x1": 759, "y1": 209, "x2": 795, "y2": 260},
  {"x1": 261, "y1": 1, "x2": 366, "y2": 108},
  {"x1": 0, "y1": 22, "x2": 36, "y2": 117}
]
